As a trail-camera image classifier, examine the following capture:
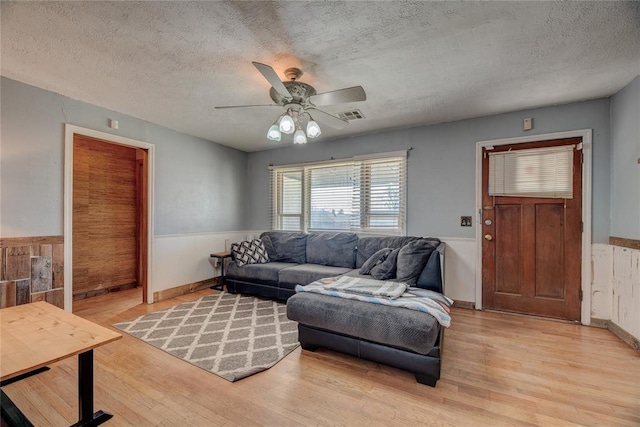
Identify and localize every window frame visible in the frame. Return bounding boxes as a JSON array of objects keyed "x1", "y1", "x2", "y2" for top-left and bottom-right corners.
[{"x1": 270, "y1": 152, "x2": 407, "y2": 235}]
